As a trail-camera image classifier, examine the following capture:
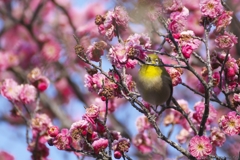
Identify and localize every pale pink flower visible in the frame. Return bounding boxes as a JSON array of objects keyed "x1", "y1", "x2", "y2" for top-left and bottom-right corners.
[
  {"x1": 31, "y1": 113, "x2": 52, "y2": 131},
  {"x1": 41, "y1": 40, "x2": 61, "y2": 61},
  {"x1": 0, "y1": 78, "x2": 21, "y2": 102},
  {"x1": 186, "y1": 11, "x2": 204, "y2": 36},
  {"x1": 27, "y1": 67, "x2": 42, "y2": 83},
  {"x1": 168, "y1": 20, "x2": 185, "y2": 33},
  {"x1": 233, "y1": 93, "x2": 240, "y2": 107},
  {"x1": 215, "y1": 32, "x2": 238, "y2": 49},
  {"x1": 210, "y1": 127, "x2": 226, "y2": 147},
  {"x1": 193, "y1": 101, "x2": 217, "y2": 127},
  {"x1": 188, "y1": 135, "x2": 212, "y2": 159},
  {"x1": 52, "y1": 128, "x2": 71, "y2": 150},
  {"x1": 86, "y1": 41, "x2": 107, "y2": 62},
  {"x1": 136, "y1": 116, "x2": 151, "y2": 132},
  {"x1": 112, "y1": 138, "x2": 130, "y2": 152},
  {"x1": 19, "y1": 84, "x2": 37, "y2": 104},
  {"x1": 113, "y1": 6, "x2": 129, "y2": 28},
  {"x1": 200, "y1": 0, "x2": 224, "y2": 18},
  {"x1": 219, "y1": 111, "x2": 240, "y2": 136},
  {"x1": 92, "y1": 138, "x2": 108, "y2": 153},
  {"x1": 176, "y1": 129, "x2": 190, "y2": 144},
  {"x1": 215, "y1": 11, "x2": 233, "y2": 32},
  {"x1": 84, "y1": 73, "x2": 106, "y2": 92},
  {"x1": 133, "y1": 133, "x2": 152, "y2": 154}
]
